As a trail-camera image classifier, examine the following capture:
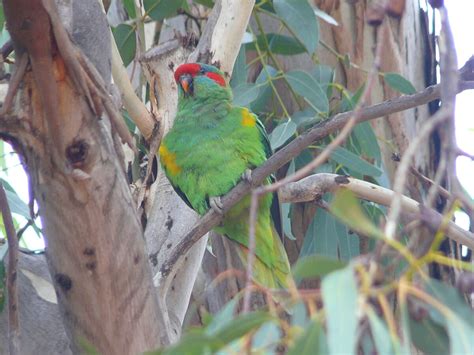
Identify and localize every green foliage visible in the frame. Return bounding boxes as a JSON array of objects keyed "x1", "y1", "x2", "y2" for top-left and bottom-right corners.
[
  {"x1": 144, "y1": 0, "x2": 186, "y2": 21},
  {"x1": 246, "y1": 33, "x2": 306, "y2": 55},
  {"x1": 269, "y1": 120, "x2": 297, "y2": 150},
  {"x1": 285, "y1": 70, "x2": 328, "y2": 114},
  {"x1": 292, "y1": 255, "x2": 346, "y2": 283},
  {"x1": 383, "y1": 72, "x2": 417, "y2": 94},
  {"x1": 273, "y1": 0, "x2": 319, "y2": 54},
  {"x1": 112, "y1": 24, "x2": 136, "y2": 67}
]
